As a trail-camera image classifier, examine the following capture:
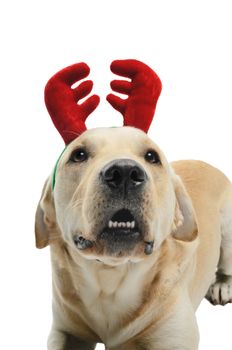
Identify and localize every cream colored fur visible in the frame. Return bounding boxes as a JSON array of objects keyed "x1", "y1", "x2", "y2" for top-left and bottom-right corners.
[{"x1": 35, "y1": 127, "x2": 232, "y2": 350}]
